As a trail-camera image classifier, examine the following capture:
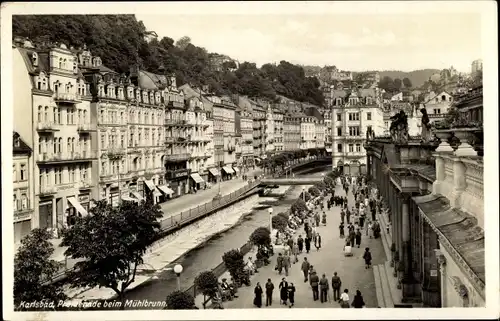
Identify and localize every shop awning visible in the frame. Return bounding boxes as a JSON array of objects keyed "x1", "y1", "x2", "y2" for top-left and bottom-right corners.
[
  {"x1": 208, "y1": 167, "x2": 220, "y2": 177},
  {"x1": 121, "y1": 195, "x2": 138, "y2": 203},
  {"x1": 131, "y1": 192, "x2": 144, "y2": 201},
  {"x1": 191, "y1": 173, "x2": 205, "y2": 184},
  {"x1": 158, "y1": 185, "x2": 174, "y2": 196},
  {"x1": 67, "y1": 197, "x2": 88, "y2": 216},
  {"x1": 233, "y1": 167, "x2": 240, "y2": 174},
  {"x1": 144, "y1": 180, "x2": 156, "y2": 191},
  {"x1": 326, "y1": 148, "x2": 332, "y2": 153},
  {"x1": 222, "y1": 166, "x2": 235, "y2": 175},
  {"x1": 152, "y1": 188, "x2": 162, "y2": 198}
]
